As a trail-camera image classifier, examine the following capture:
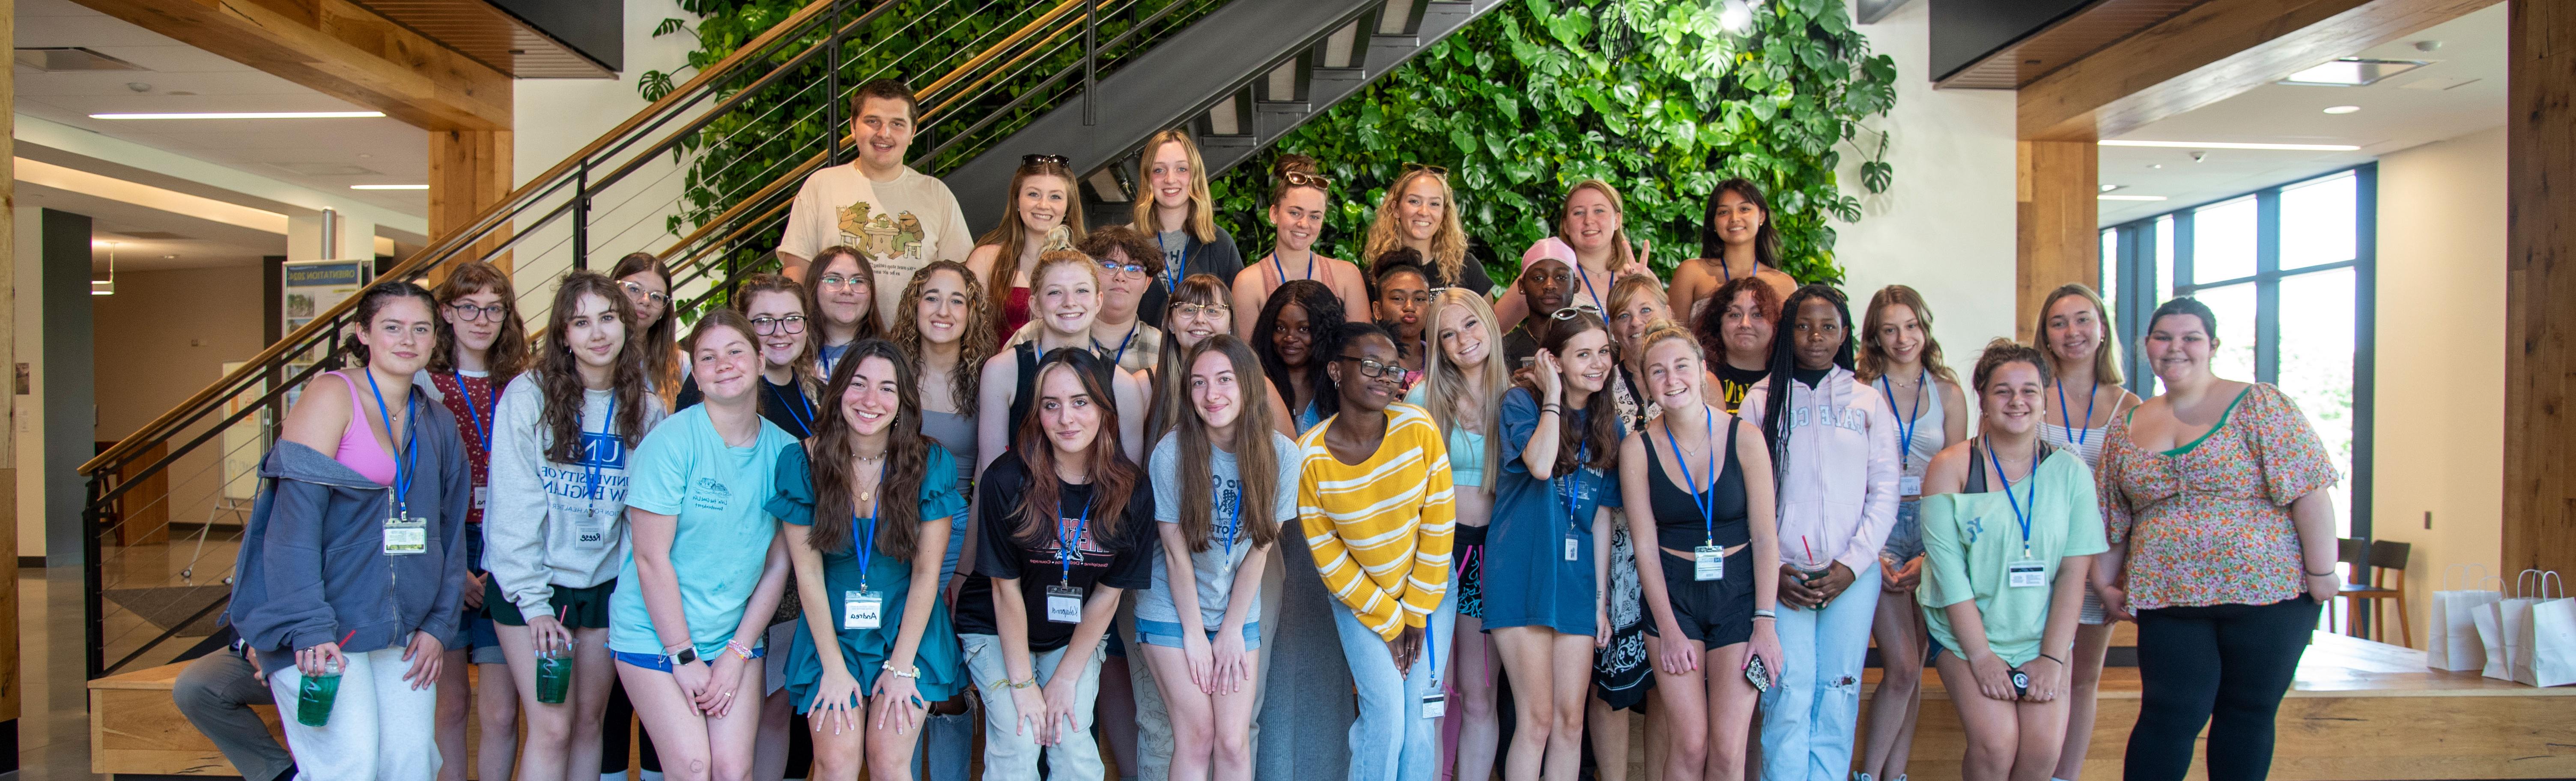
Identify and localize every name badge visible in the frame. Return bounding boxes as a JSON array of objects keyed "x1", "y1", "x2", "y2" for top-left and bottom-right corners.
[
  {"x1": 473, "y1": 486, "x2": 489, "y2": 512},
  {"x1": 1420, "y1": 689, "x2": 1447, "y2": 719},
  {"x1": 844, "y1": 590, "x2": 883, "y2": 629},
  {"x1": 1564, "y1": 538, "x2": 1580, "y2": 562},
  {"x1": 1694, "y1": 545, "x2": 1725, "y2": 581},
  {"x1": 1899, "y1": 475, "x2": 1923, "y2": 496},
  {"x1": 2007, "y1": 560, "x2": 2047, "y2": 589},
  {"x1": 1044, "y1": 585, "x2": 1084, "y2": 624},
  {"x1": 575, "y1": 510, "x2": 611, "y2": 549},
  {"x1": 383, "y1": 515, "x2": 428, "y2": 556}
]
